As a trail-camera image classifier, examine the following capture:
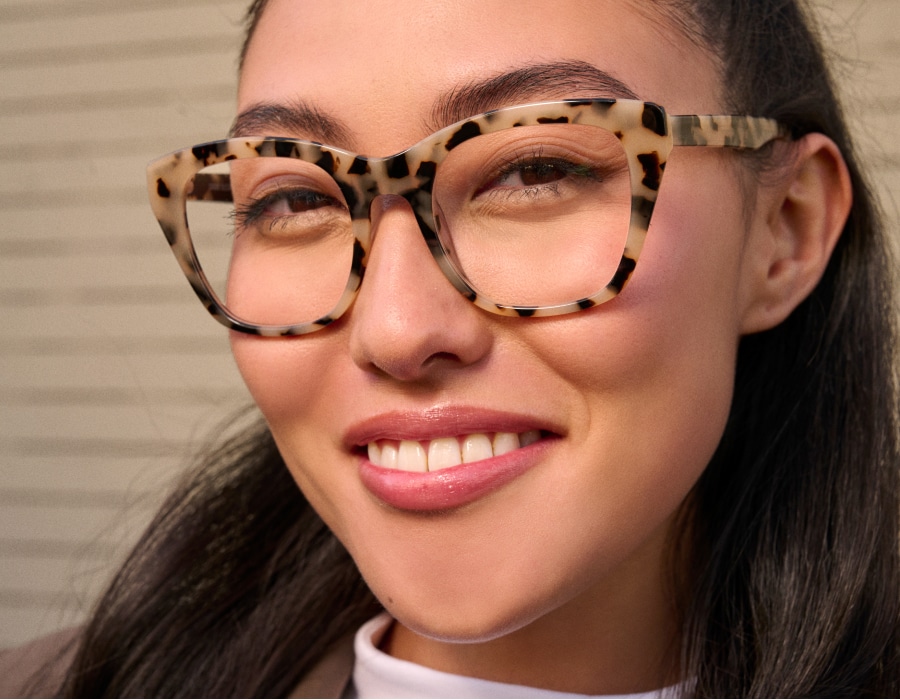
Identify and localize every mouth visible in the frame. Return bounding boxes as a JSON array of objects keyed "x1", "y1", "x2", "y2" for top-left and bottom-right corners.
[
  {"x1": 347, "y1": 409, "x2": 559, "y2": 511},
  {"x1": 365, "y1": 430, "x2": 543, "y2": 473}
]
